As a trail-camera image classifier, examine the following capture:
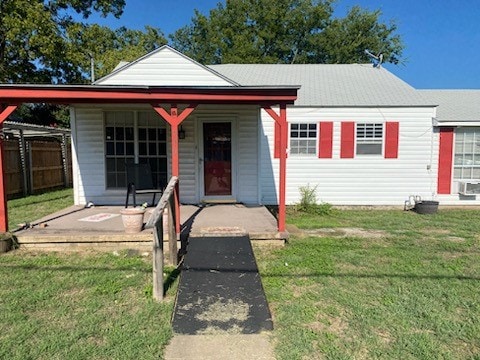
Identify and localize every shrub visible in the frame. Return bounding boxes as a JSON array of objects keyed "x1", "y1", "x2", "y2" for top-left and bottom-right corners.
[{"x1": 297, "y1": 184, "x2": 332, "y2": 215}]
